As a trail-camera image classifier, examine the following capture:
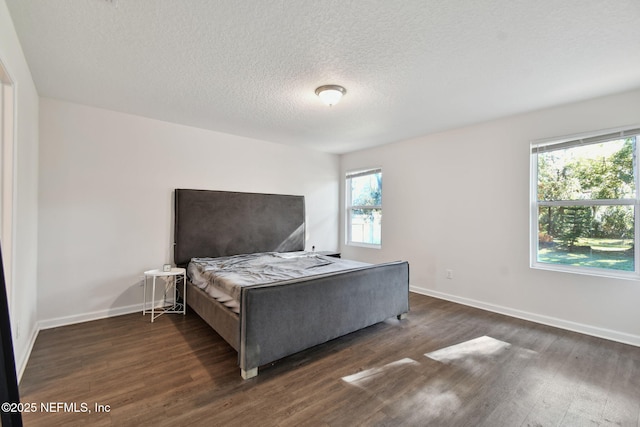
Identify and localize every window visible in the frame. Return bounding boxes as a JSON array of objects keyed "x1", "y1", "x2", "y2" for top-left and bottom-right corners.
[
  {"x1": 531, "y1": 126, "x2": 640, "y2": 278},
  {"x1": 346, "y1": 168, "x2": 382, "y2": 247}
]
